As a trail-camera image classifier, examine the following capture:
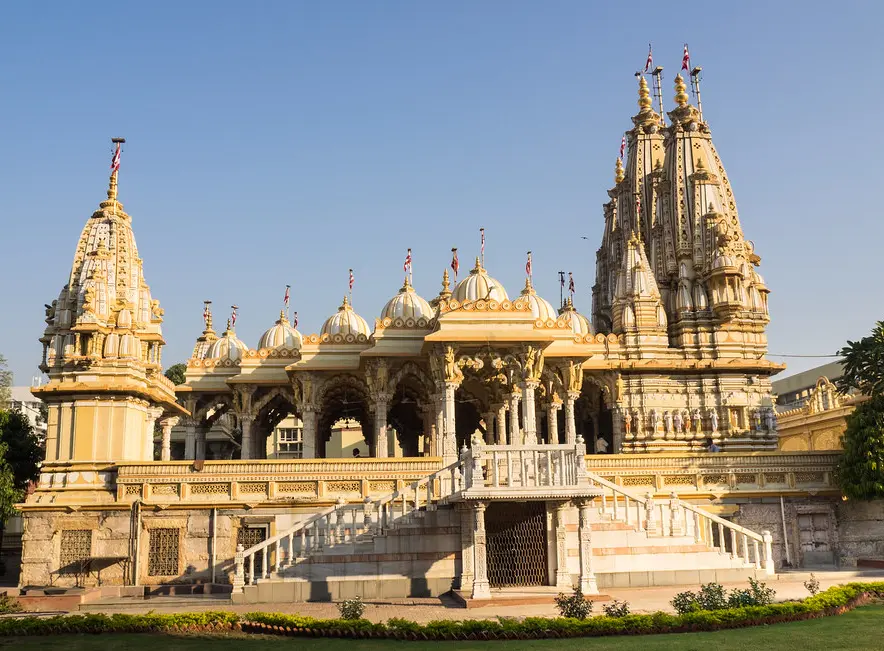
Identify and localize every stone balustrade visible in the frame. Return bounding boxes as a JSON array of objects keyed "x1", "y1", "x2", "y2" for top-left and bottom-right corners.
[{"x1": 585, "y1": 451, "x2": 839, "y2": 497}]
